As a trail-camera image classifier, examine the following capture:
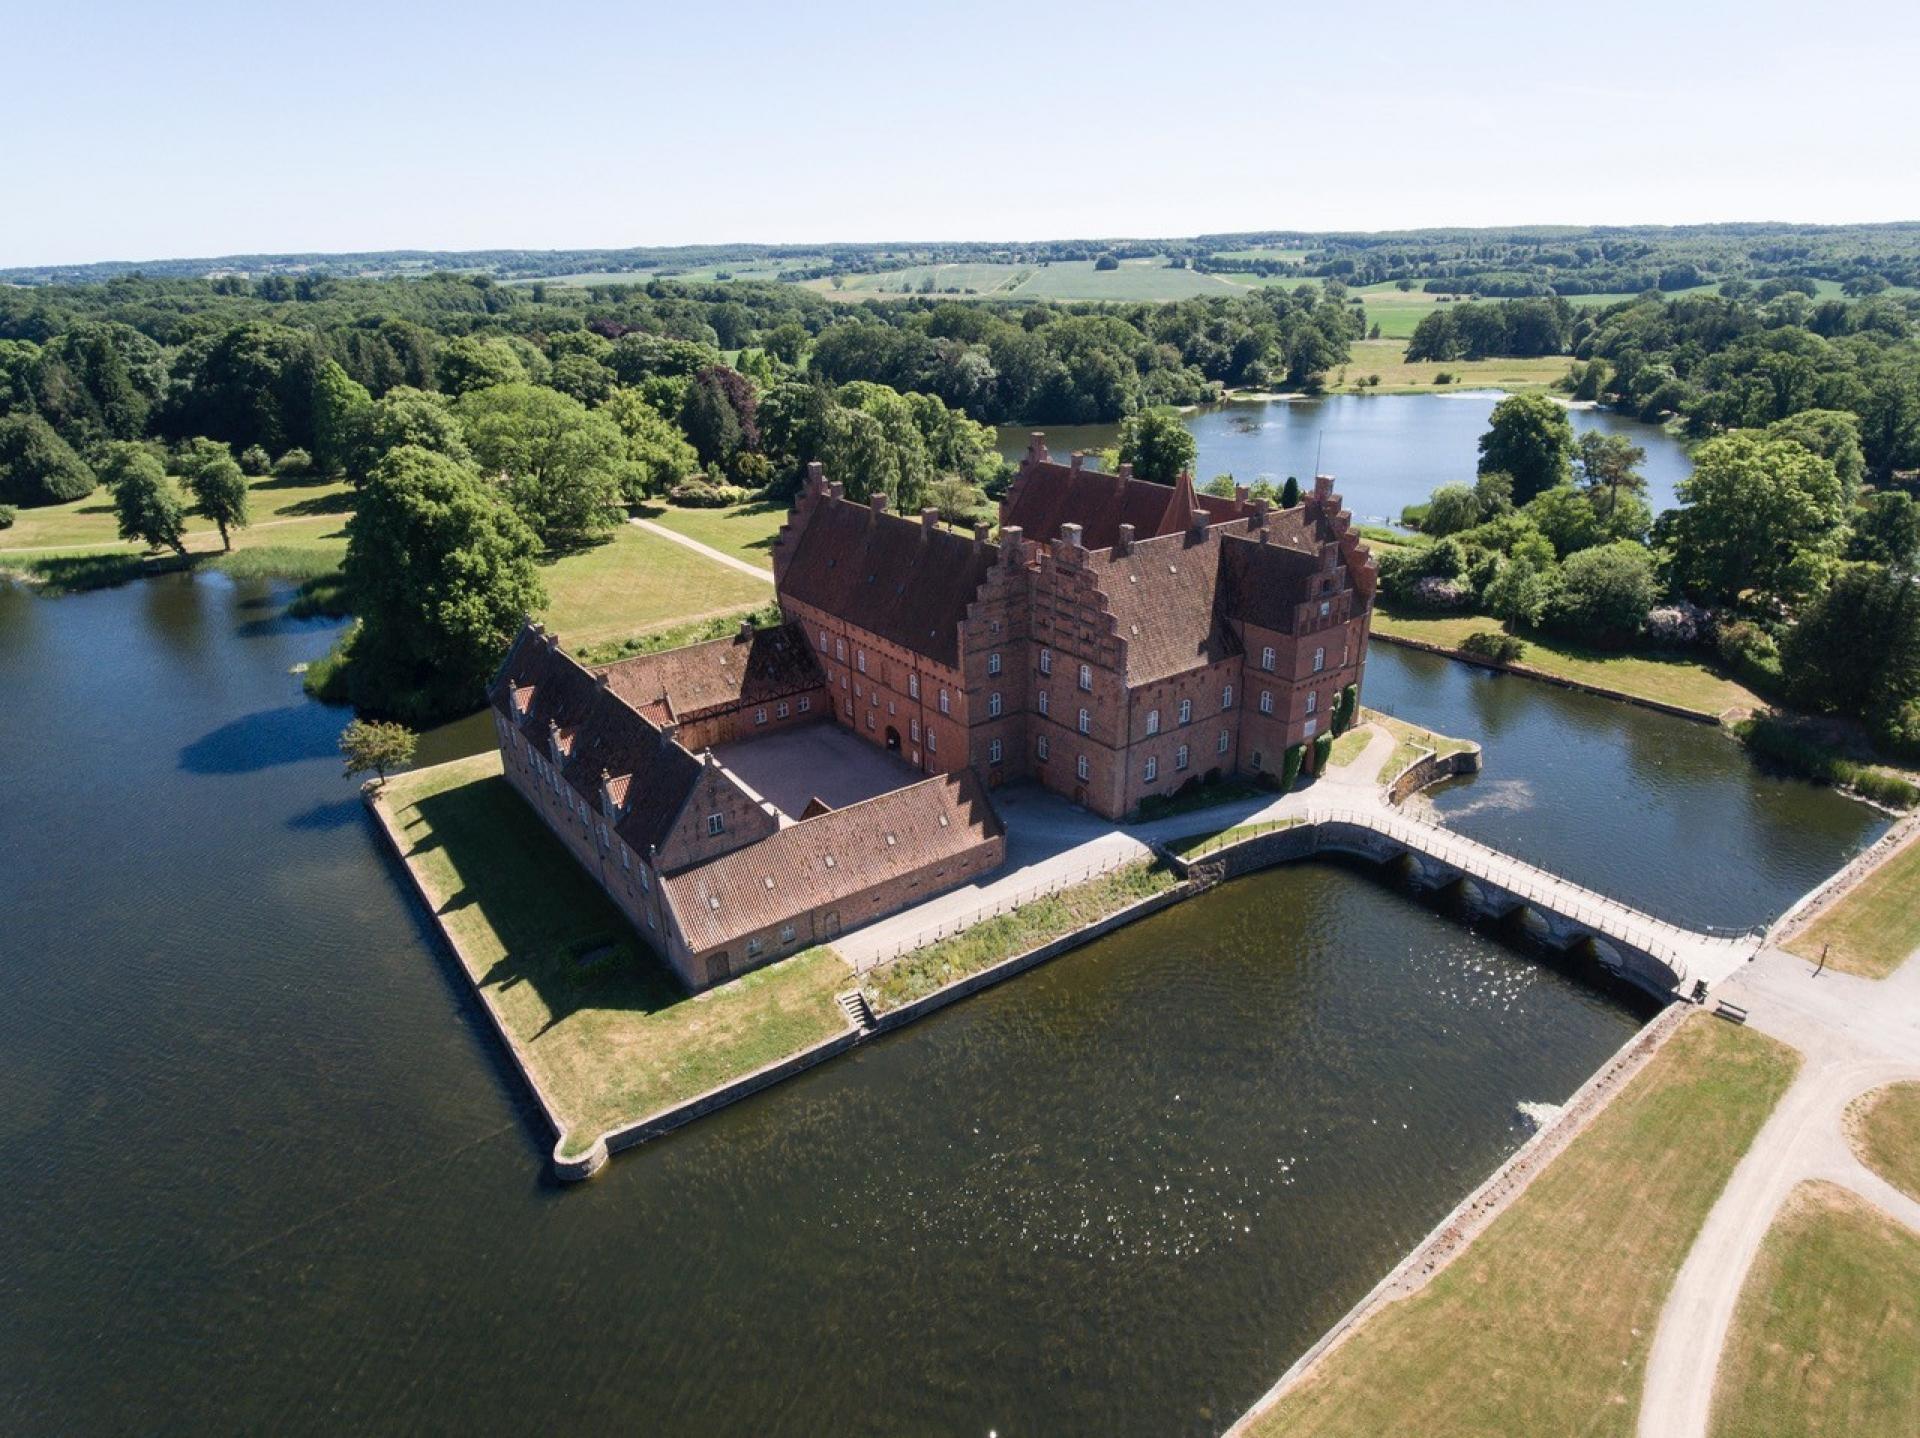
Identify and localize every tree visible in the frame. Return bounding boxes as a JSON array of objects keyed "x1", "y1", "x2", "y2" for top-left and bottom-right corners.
[
  {"x1": 678, "y1": 366, "x2": 759, "y2": 474},
  {"x1": 1115, "y1": 406, "x2": 1196, "y2": 484},
  {"x1": 1763, "y1": 409, "x2": 1866, "y2": 501},
  {"x1": 1575, "y1": 431, "x2": 1647, "y2": 518},
  {"x1": 180, "y1": 445, "x2": 251, "y2": 550},
  {"x1": 338, "y1": 718, "x2": 417, "y2": 787},
  {"x1": 1666, "y1": 431, "x2": 1848, "y2": 608},
  {"x1": 757, "y1": 380, "x2": 834, "y2": 494},
  {"x1": 1477, "y1": 392, "x2": 1575, "y2": 503},
  {"x1": 437, "y1": 336, "x2": 526, "y2": 395},
  {"x1": 1482, "y1": 554, "x2": 1560, "y2": 629},
  {"x1": 453, "y1": 384, "x2": 625, "y2": 547},
  {"x1": 357, "y1": 386, "x2": 469, "y2": 474},
  {"x1": 311, "y1": 359, "x2": 373, "y2": 476},
  {"x1": 600, "y1": 389, "x2": 699, "y2": 501},
  {"x1": 1851, "y1": 491, "x2": 1920, "y2": 570},
  {"x1": 1201, "y1": 475, "x2": 1238, "y2": 499},
  {"x1": 1779, "y1": 562, "x2": 1920, "y2": 728},
  {"x1": 1551, "y1": 541, "x2": 1657, "y2": 641},
  {"x1": 1422, "y1": 483, "x2": 1482, "y2": 536},
  {"x1": 0, "y1": 413, "x2": 96, "y2": 506},
  {"x1": 100, "y1": 443, "x2": 188, "y2": 556},
  {"x1": 1280, "y1": 475, "x2": 1302, "y2": 507},
  {"x1": 343, "y1": 446, "x2": 545, "y2": 720}
]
